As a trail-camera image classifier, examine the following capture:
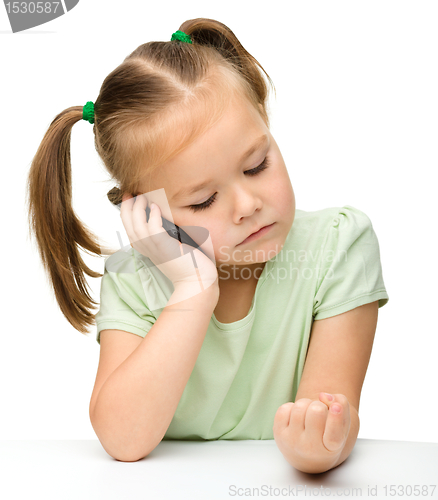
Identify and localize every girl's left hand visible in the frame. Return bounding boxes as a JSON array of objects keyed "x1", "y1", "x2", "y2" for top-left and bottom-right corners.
[{"x1": 273, "y1": 393, "x2": 351, "y2": 473}]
